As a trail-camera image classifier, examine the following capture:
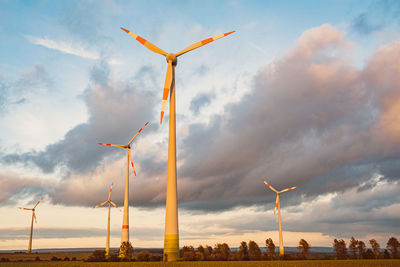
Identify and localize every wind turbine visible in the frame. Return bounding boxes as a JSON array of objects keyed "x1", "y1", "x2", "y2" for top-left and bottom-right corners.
[
  {"x1": 262, "y1": 179, "x2": 298, "y2": 256},
  {"x1": 18, "y1": 198, "x2": 42, "y2": 253},
  {"x1": 121, "y1": 27, "x2": 235, "y2": 262},
  {"x1": 98, "y1": 121, "x2": 149, "y2": 250},
  {"x1": 93, "y1": 183, "x2": 122, "y2": 256}
]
